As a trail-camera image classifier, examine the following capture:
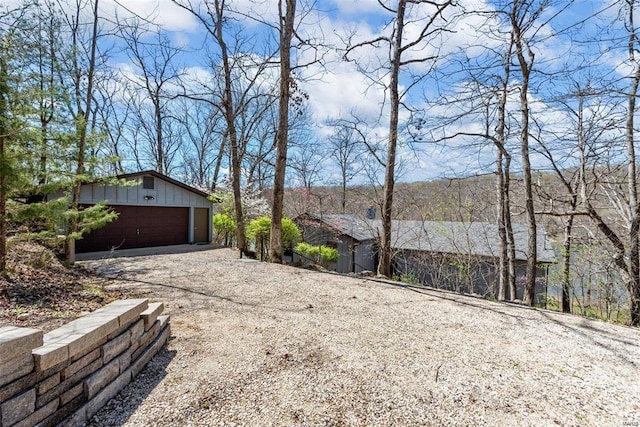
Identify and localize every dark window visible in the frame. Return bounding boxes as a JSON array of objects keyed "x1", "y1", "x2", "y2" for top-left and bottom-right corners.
[{"x1": 143, "y1": 176, "x2": 154, "y2": 189}]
